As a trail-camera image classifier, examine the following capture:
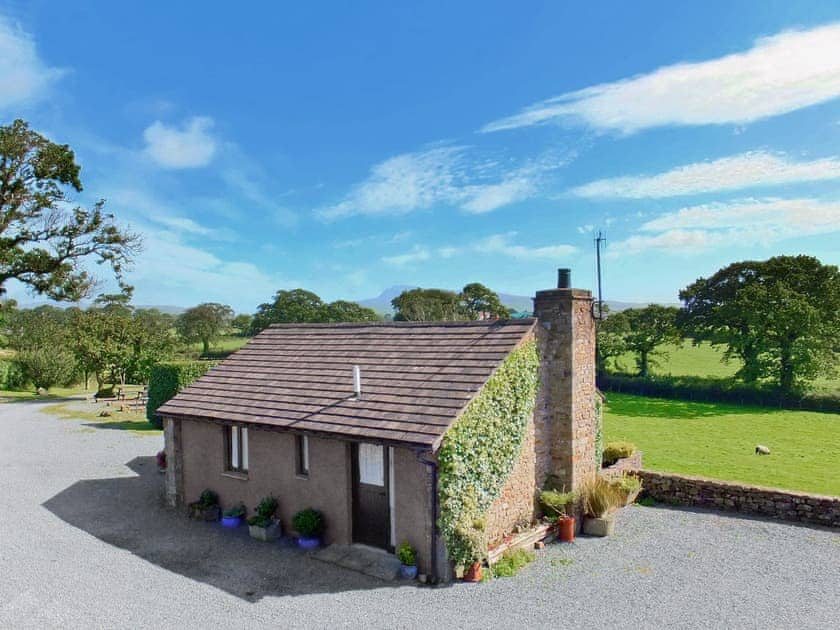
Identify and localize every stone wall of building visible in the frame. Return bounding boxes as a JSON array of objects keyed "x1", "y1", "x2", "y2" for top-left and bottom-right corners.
[
  {"x1": 637, "y1": 470, "x2": 840, "y2": 529},
  {"x1": 601, "y1": 451, "x2": 643, "y2": 478},
  {"x1": 484, "y1": 419, "x2": 537, "y2": 546}
]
